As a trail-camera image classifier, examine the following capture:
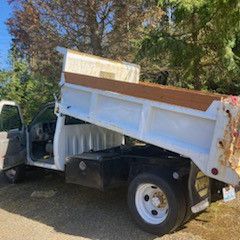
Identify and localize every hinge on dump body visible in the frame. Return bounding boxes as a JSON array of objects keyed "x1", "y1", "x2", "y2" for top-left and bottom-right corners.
[{"x1": 188, "y1": 162, "x2": 211, "y2": 213}]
